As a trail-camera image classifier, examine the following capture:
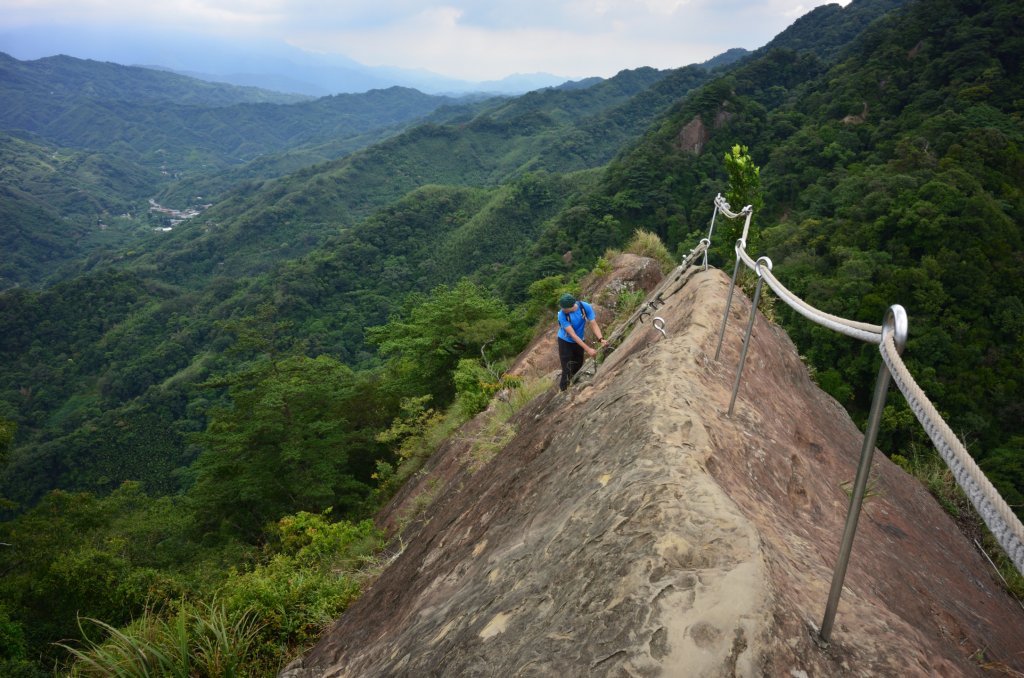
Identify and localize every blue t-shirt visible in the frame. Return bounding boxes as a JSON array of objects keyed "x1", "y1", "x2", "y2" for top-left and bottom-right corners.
[{"x1": 557, "y1": 301, "x2": 594, "y2": 342}]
